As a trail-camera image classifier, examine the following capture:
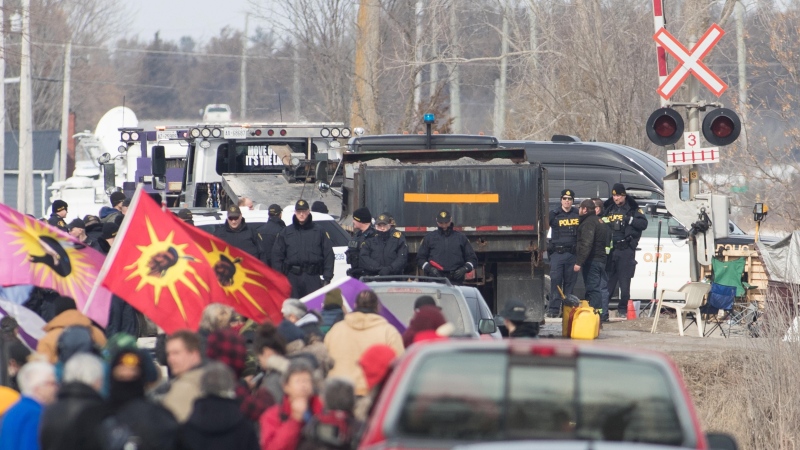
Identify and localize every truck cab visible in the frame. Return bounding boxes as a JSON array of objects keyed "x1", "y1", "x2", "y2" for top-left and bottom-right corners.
[{"x1": 200, "y1": 104, "x2": 232, "y2": 122}]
